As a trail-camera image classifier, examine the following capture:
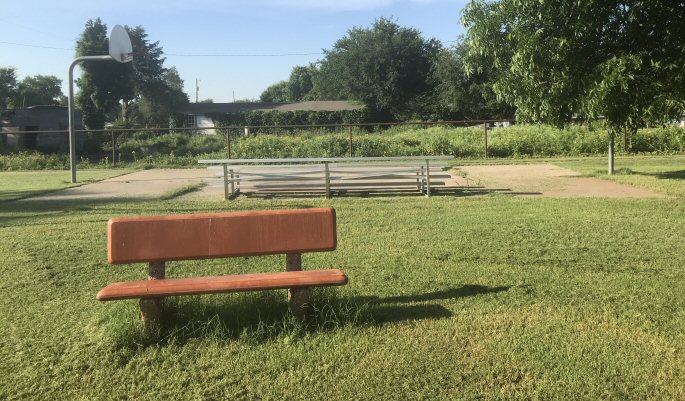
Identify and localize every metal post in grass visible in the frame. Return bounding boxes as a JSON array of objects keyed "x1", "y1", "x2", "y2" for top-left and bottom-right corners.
[
  {"x1": 67, "y1": 25, "x2": 132, "y2": 183},
  {"x1": 286, "y1": 253, "x2": 309, "y2": 321},
  {"x1": 111, "y1": 130, "x2": 116, "y2": 167},
  {"x1": 324, "y1": 162, "x2": 331, "y2": 199},
  {"x1": 225, "y1": 129, "x2": 231, "y2": 159},
  {"x1": 223, "y1": 164, "x2": 229, "y2": 200},
  {"x1": 483, "y1": 122, "x2": 489, "y2": 158},
  {"x1": 425, "y1": 159, "x2": 431, "y2": 197},
  {"x1": 348, "y1": 126, "x2": 353, "y2": 157}
]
